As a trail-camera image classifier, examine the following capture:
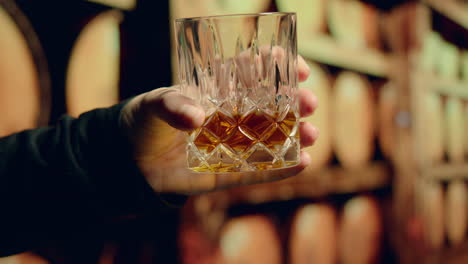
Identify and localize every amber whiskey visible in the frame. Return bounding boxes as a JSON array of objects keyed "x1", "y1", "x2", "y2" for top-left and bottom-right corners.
[{"x1": 188, "y1": 109, "x2": 299, "y2": 172}]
